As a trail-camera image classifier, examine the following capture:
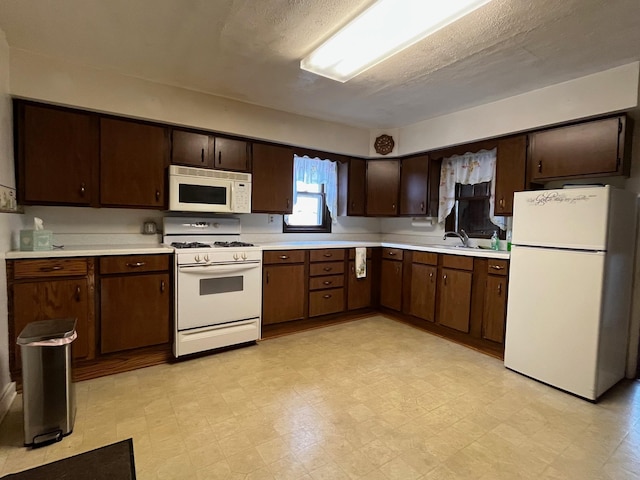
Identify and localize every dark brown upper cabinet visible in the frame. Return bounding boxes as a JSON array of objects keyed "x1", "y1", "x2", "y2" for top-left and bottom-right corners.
[
  {"x1": 400, "y1": 154, "x2": 429, "y2": 216},
  {"x1": 337, "y1": 158, "x2": 366, "y2": 216},
  {"x1": 16, "y1": 101, "x2": 99, "y2": 206},
  {"x1": 214, "y1": 137, "x2": 252, "y2": 172},
  {"x1": 529, "y1": 115, "x2": 631, "y2": 183},
  {"x1": 252, "y1": 143, "x2": 294, "y2": 214},
  {"x1": 494, "y1": 135, "x2": 527, "y2": 216},
  {"x1": 100, "y1": 117, "x2": 169, "y2": 209},
  {"x1": 366, "y1": 159, "x2": 400, "y2": 216},
  {"x1": 171, "y1": 129, "x2": 212, "y2": 168}
]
